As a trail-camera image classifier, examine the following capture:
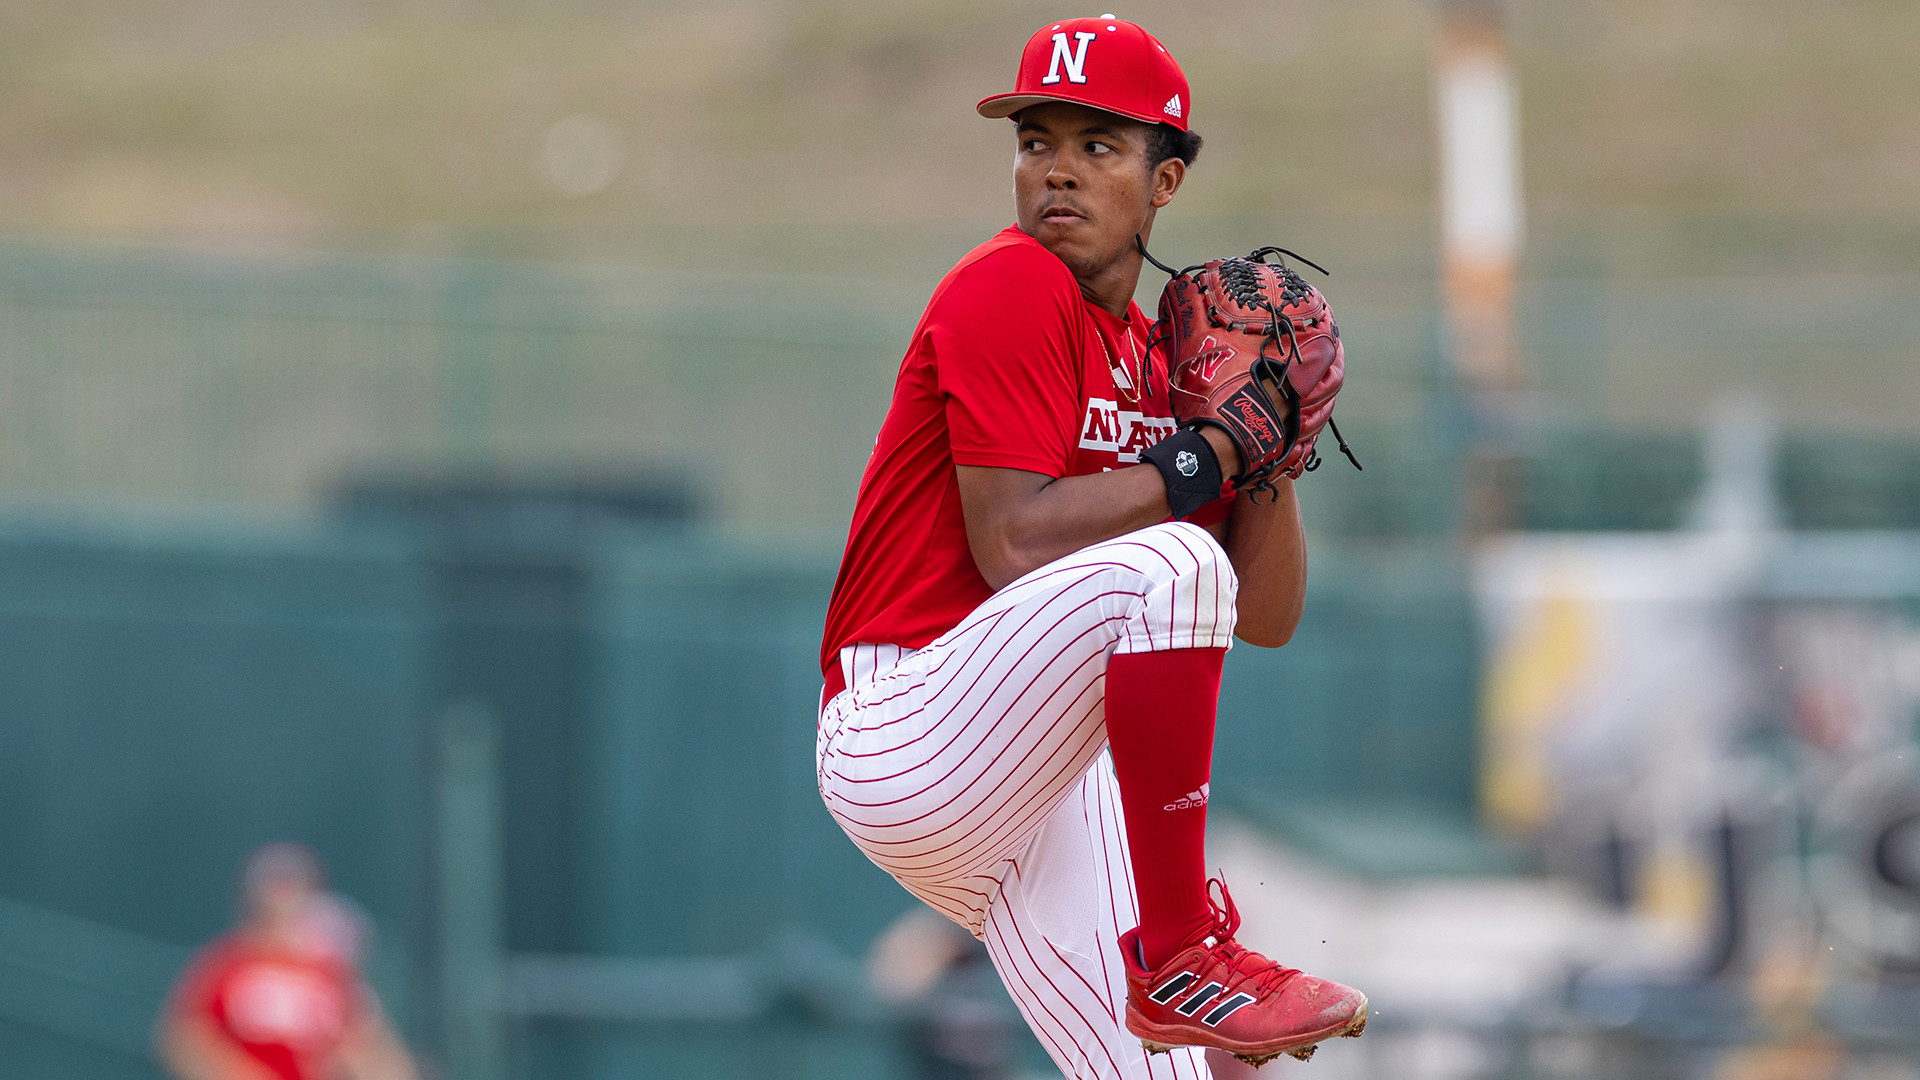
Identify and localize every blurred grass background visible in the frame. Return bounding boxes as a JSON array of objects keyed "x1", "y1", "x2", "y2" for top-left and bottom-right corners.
[
  {"x1": 6, "y1": 0, "x2": 1916, "y2": 261},
  {"x1": 0, "y1": 0, "x2": 1915, "y2": 532}
]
